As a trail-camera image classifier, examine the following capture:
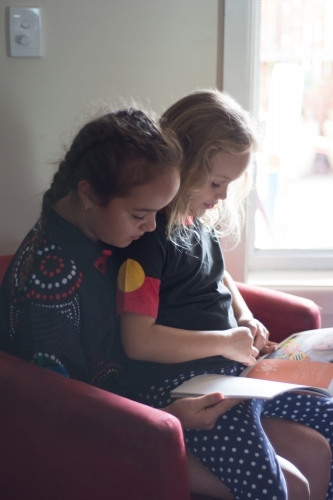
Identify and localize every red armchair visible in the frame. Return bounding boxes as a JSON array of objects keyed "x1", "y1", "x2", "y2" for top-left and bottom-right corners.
[{"x1": 0, "y1": 254, "x2": 321, "y2": 500}]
